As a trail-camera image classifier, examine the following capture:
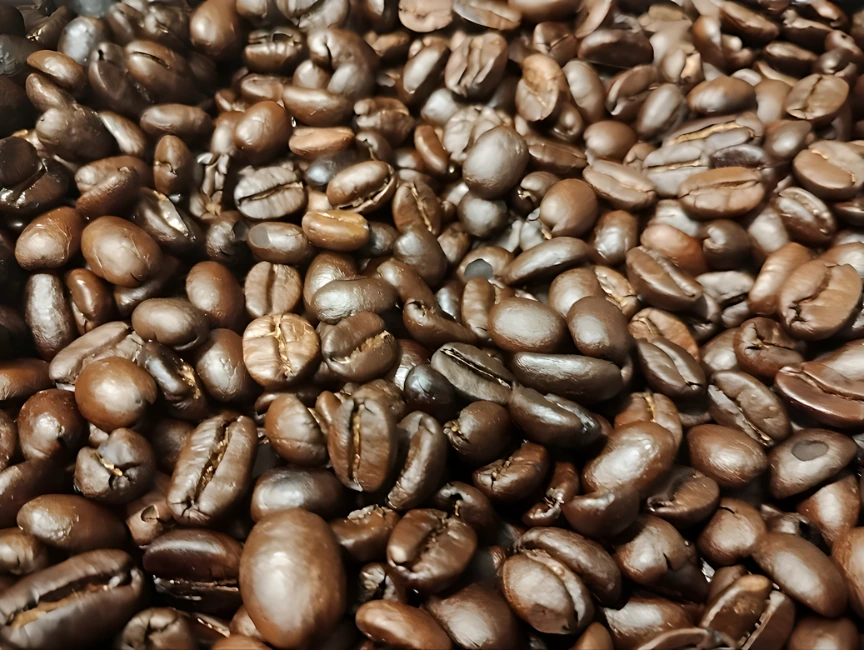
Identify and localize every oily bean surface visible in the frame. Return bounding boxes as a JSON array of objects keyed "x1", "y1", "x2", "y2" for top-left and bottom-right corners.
[{"x1": 1, "y1": 1, "x2": 864, "y2": 648}]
